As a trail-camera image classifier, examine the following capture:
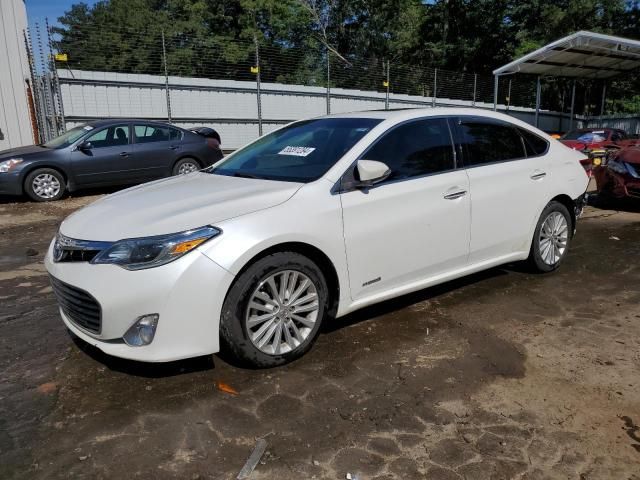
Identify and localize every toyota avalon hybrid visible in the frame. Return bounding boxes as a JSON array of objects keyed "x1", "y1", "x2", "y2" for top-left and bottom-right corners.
[{"x1": 45, "y1": 108, "x2": 589, "y2": 367}]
